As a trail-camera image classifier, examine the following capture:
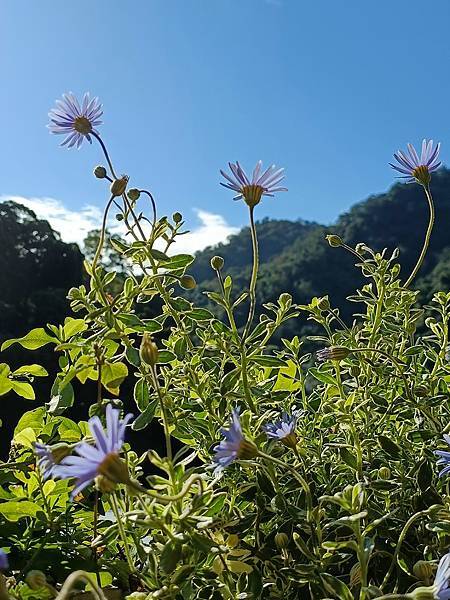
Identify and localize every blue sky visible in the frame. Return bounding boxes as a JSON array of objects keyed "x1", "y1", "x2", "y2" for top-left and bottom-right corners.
[{"x1": 1, "y1": 0, "x2": 450, "y2": 250}]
